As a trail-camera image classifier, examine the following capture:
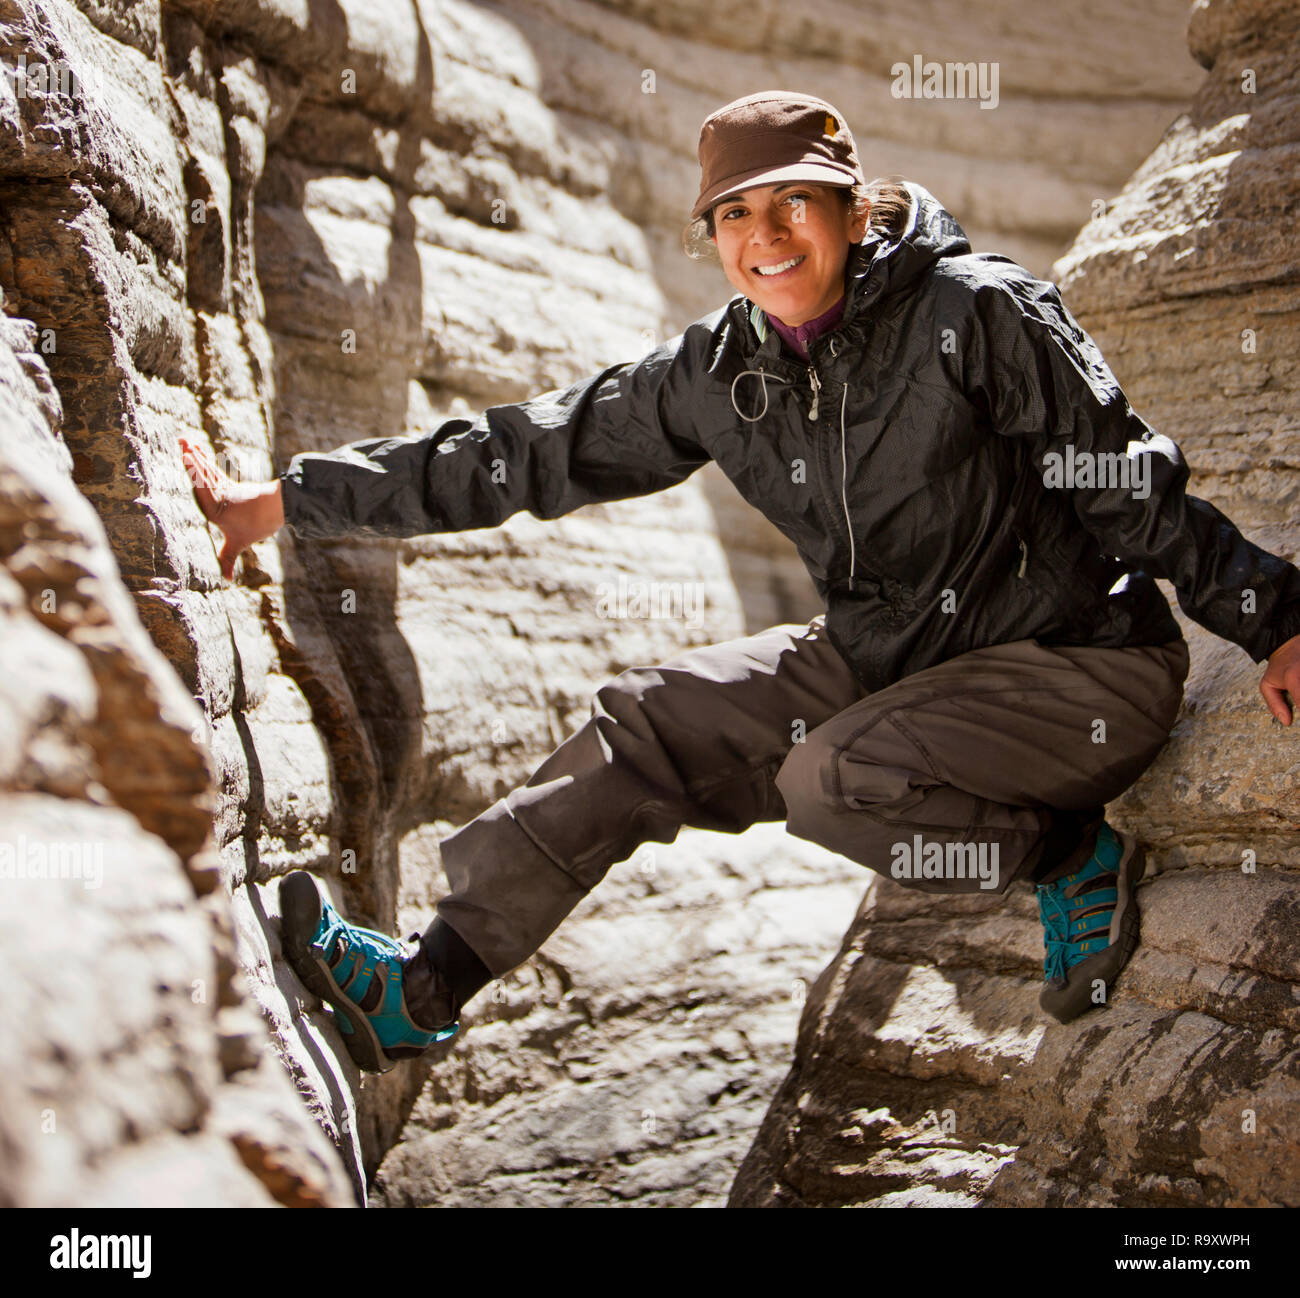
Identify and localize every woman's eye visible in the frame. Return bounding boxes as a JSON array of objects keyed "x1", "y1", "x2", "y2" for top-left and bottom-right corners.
[{"x1": 719, "y1": 192, "x2": 810, "y2": 220}]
